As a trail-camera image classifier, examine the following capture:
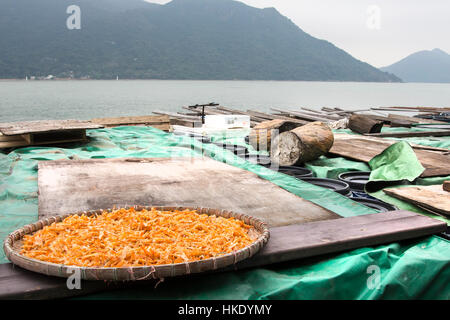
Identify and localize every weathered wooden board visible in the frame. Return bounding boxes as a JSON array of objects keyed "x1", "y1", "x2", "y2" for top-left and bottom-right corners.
[
  {"x1": 444, "y1": 181, "x2": 450, "y2": 192},
  {"x1": 91, "y1": 115, "x2": 170, "y2": 131},
  {"x1": 329, "y1": 134, "x2": 450, "y2": 177},
  {"x1": 0, "y1": 120, "x2": 102, "y2": 135},
  {"x1": 246, "y1": 110, "x2": 308, "y2": 124},
  {"x1": 387, "y1": 113, "x2": 447, "y2": 125},
  {"x1": 364, "y1": 130, "x2": 450, "y2": 138},
  {"x1": 384, "y1": 185, "x2": 450, "y2": 216},
  {"x1": 37, "y1": 157, "x2": 339, "y2": 226},
  {"x1": 0, "y1": 210, "x2": 445, "y2": 299}
]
